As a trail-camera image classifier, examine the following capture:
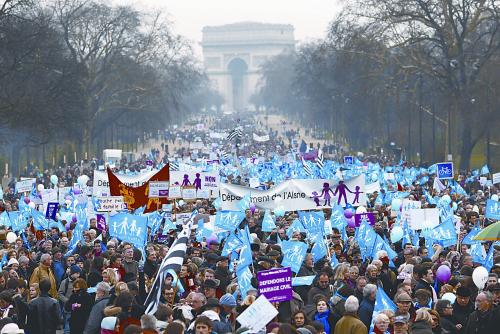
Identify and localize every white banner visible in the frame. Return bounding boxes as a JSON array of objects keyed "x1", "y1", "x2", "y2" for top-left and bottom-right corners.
[
  {"x1": 92, "y1": 170, "x2": 157, "y2": 197},
  {"x1": 401, "y1": 199, "x2": 421, "y2": 222},
  {"x1": 41, "y1": 189, "x2": 58, "y2": 213},
  {"x1": 253, "y1": 133, "x2": 270, "y2": 142},
  {"x1": 170, "y1": 171, "x2": 219, "y2": 198},
  {"x1": 408, "y1": 208, "x2": 440, "y2": 230},
  {"x1": 220, "y1": 175, "x2": 366, "y2": 211},
  {"x1": 148, "y1": 181, "x2": 170, "y2": 198},
  {"x1": 365, "y1": 181, "x2": 380, "y2": 194},
  {"x1": 15, "y1": 178, "x2": 36, "y2": 193},
  {"x1": 95, "y1": 196, "x2": 125, "y2": 212},
  {"x1": 493, "y1": 172, "x2": 500, "y2": 185}
]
